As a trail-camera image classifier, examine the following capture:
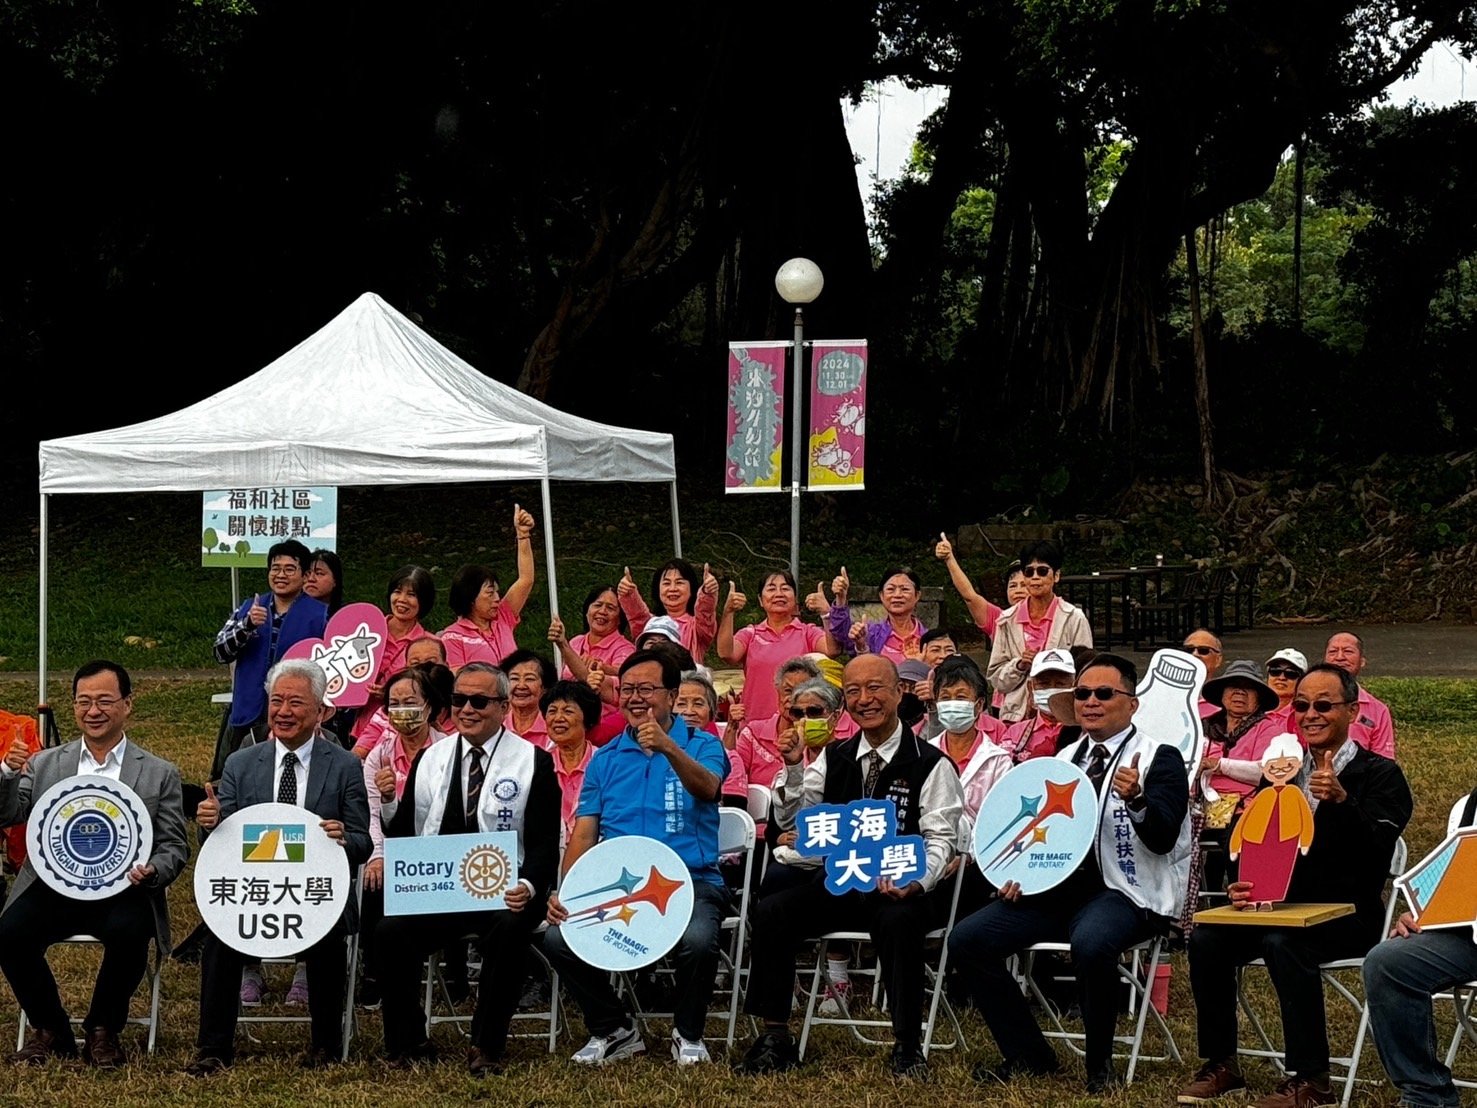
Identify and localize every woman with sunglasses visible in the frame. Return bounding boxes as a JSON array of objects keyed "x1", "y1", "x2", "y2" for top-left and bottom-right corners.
[
  {"x1": 721, "y1": 657, "x2": 821, "y2": 805},
  {"x1": 1261, "y1": 648, "x2": 1307, "y2": 728},
  {"x1": 986, "y1": 540, "x2": 1093, "y2": 722}
]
